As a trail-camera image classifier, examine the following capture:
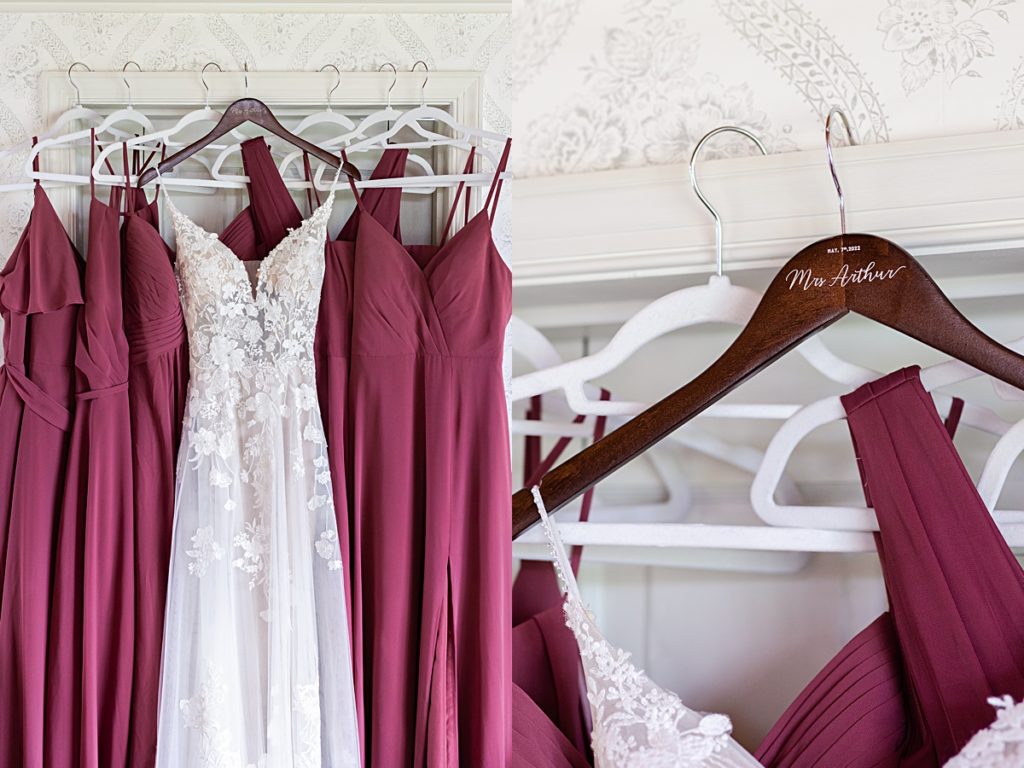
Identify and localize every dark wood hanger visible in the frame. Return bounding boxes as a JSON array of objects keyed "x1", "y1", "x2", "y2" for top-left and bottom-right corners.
[
  {"x1": 137, "y1": 97, "x2": 360, "y2": 187},
  {"x1": 512, "y1": 232, "x2": 1024, "y2": 538}
]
